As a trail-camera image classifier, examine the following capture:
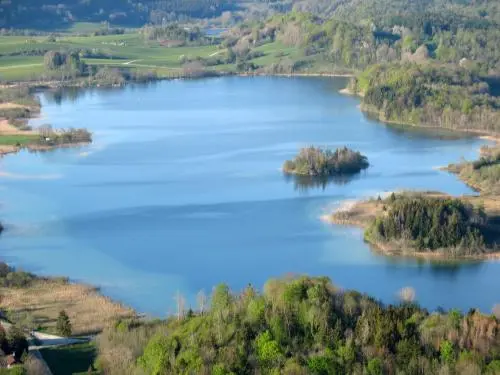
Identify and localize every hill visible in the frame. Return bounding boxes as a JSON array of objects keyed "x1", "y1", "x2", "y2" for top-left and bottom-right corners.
[{"x1": 0, "y1": 0, "x2": 239, "y2": 29}]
